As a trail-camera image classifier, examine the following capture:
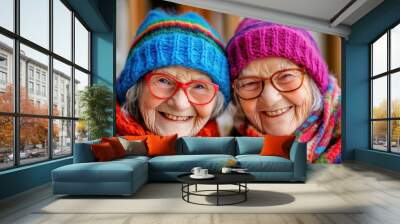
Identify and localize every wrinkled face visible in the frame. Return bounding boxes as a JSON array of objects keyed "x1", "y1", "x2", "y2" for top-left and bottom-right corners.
[
  {"x1": 138, "y1": 66, "x2": 217, "y2": 137},
  {"x1": 237, "y1": 57, "x2": 314, "y2": 136}
]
